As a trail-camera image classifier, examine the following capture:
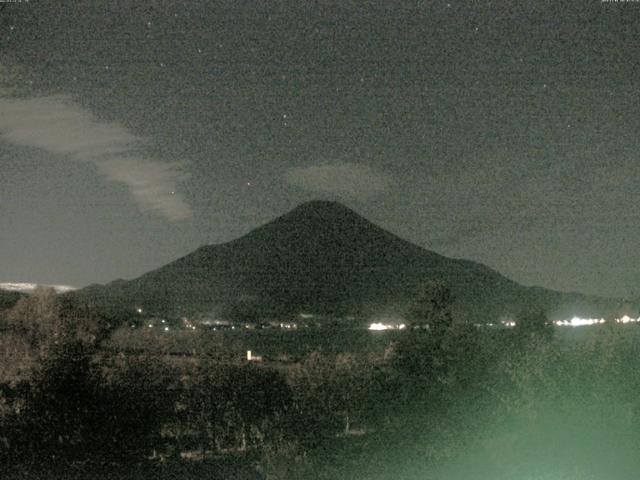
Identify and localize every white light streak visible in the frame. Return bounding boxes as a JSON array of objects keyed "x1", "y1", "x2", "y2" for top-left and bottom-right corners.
[
  {"x1": 0, "y1": 282, "x2": 77, "y2": 293},
  {"x1": 369, "y1": 323, "x2": 389, "y2": 331},
  {"x1": 555, "y1": 317, "x2": 605, "y2": 327},
  {"x1": 369, "y1": 322, "x2": 405, "y2": 331},
  {"x1": 498, "y1": 315, "x2": 640, "y2": 329}
]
